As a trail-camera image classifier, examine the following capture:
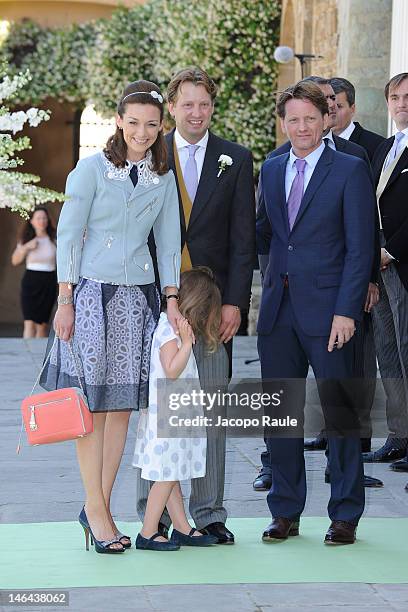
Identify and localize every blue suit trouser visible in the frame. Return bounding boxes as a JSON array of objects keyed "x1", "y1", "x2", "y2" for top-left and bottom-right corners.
[{"x1": 257, "y1": 290, "x2": 365, "y2": 525}]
